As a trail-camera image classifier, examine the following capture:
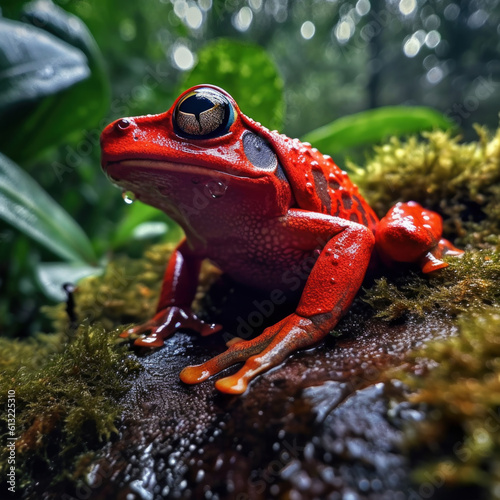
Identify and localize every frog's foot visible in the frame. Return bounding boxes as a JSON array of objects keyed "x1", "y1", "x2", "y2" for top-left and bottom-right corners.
[
  {"x1": 420, "y1": 237, "x2": 465, "y2": 273},
  {"x1": 180, "y1": 313, "x2": 323, "y2": 394},
  {"x1": 377, "y1": 201, "x2": 464, "y2": 274},
  {"x1": 120, "y1": 306, "x2": 222, "y2": 348}
]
